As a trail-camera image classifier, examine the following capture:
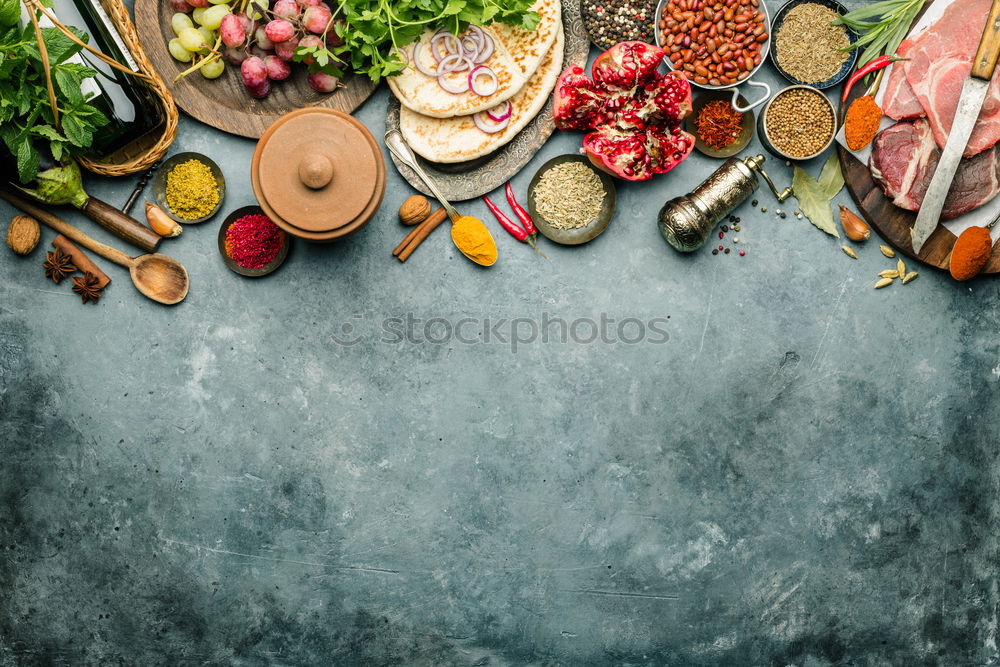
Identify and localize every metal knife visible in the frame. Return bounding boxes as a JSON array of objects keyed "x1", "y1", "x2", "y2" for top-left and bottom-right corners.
[{"x1": 911, "y1": 0, "x2": 1000, "y2": 253}]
